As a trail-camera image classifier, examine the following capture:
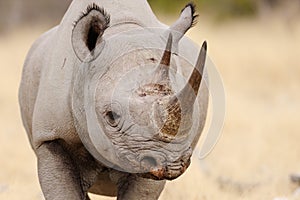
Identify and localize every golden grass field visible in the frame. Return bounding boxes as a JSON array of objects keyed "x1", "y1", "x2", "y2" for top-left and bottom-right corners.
[{"x1": 1, "y1": 14, "x2": 300, "y2": 200}]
